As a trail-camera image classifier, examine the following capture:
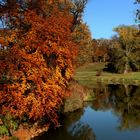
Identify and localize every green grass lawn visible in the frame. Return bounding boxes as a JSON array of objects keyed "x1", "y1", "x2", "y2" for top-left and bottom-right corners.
[{"x1": 74, "y1": 63, "x2": 140, "y2": 86}]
